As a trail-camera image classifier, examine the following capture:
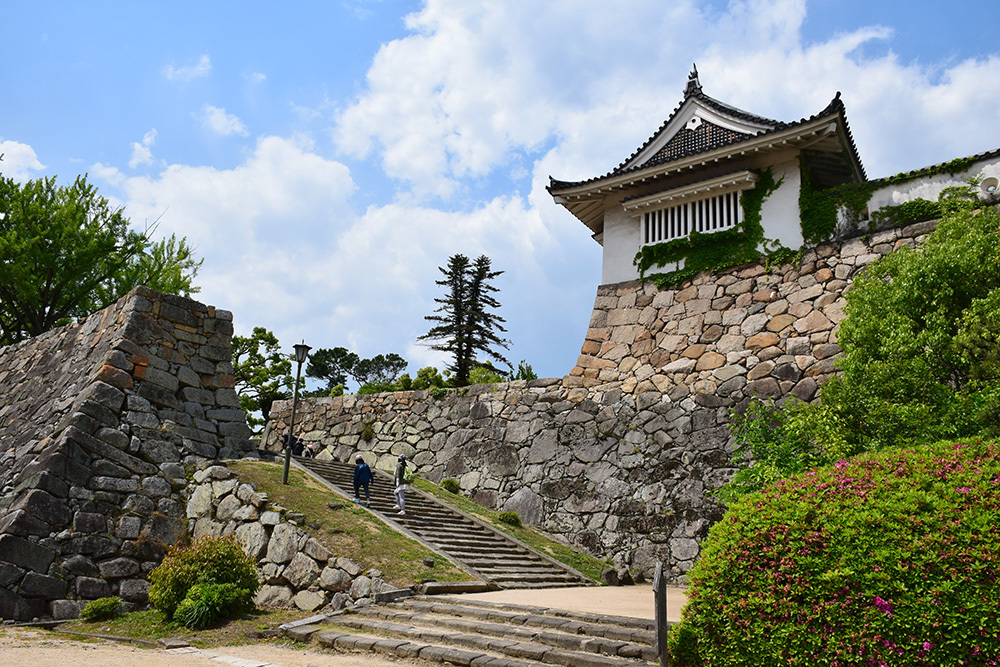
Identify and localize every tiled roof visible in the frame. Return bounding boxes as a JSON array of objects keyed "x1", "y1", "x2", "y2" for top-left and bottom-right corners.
[
  {"x1": 644, "y1": 120, "x2": 752, "y2": 169},
  {"x1": 548, "y1": 68, "x2": 862, "y2": 193},
  {"x1": 866, "y1": 146, "x2": 1000, "y2": 185}
]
